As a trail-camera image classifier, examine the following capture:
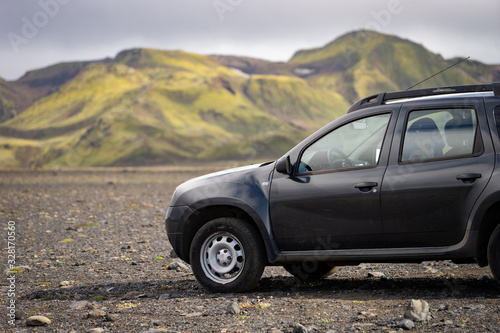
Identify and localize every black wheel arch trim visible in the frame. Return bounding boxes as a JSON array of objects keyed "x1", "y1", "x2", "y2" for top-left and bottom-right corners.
[
  {"x1": 184, "y1": 196, "x2": 282, "y2": 264},
  {"x1": 468, "y1": 189, "x2": 500, "y2": 265}
]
